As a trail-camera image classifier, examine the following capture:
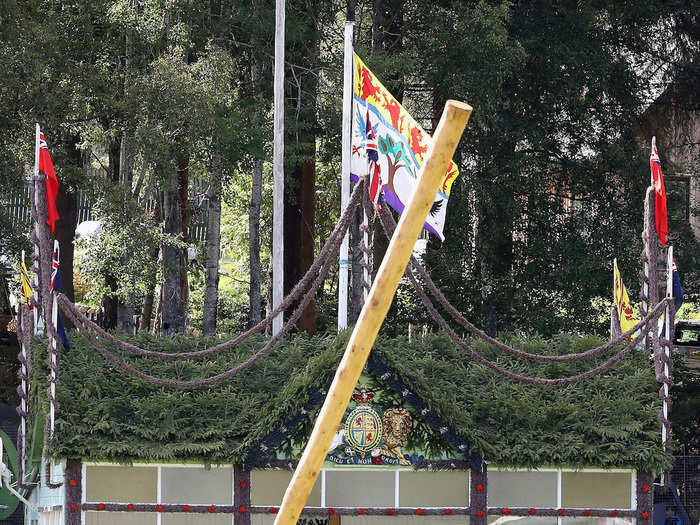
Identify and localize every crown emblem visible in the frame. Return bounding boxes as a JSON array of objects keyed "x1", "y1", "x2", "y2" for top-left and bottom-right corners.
[{"x1": 351, "y1": 384, "x2": 374, "y2": 406}]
